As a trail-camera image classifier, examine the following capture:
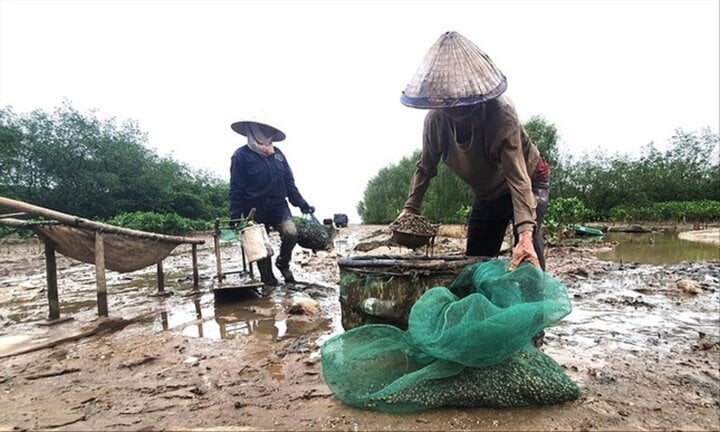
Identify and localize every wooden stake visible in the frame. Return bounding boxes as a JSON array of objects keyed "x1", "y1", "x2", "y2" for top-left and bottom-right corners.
[
  {"x1": 214, "y1": 219, "x2": 223, "y2": 281},
  {"x1": 157, "y1": 261, "x2": 165, "y2": 292},
  {"x1": 191, "y1": 244, "x2": 199, "y2": 289},
  {"x1": 95, "y1": 232, "x2": 108, "y2": 317},
  {"x1": 44, "y1": 243, "x2": 59, "y2": 320}
]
